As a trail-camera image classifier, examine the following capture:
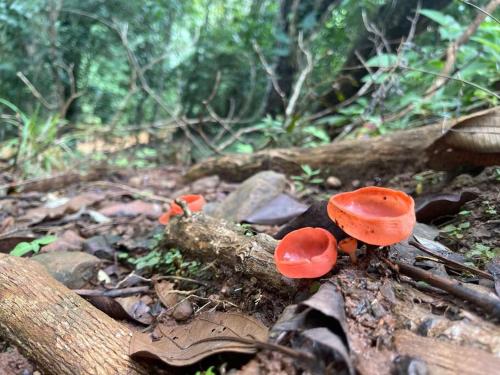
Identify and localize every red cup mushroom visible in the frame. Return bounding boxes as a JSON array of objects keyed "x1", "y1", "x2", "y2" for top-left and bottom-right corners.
[
  {"x1": 159, "y1": 194, "x2": 206, "y2": 225},
  {"x1": 274, "y1": 227, "x2": 337, "y2": 278},
  {"x1": 327, "y1": 186, "x2": 415, "y2": 246}
]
